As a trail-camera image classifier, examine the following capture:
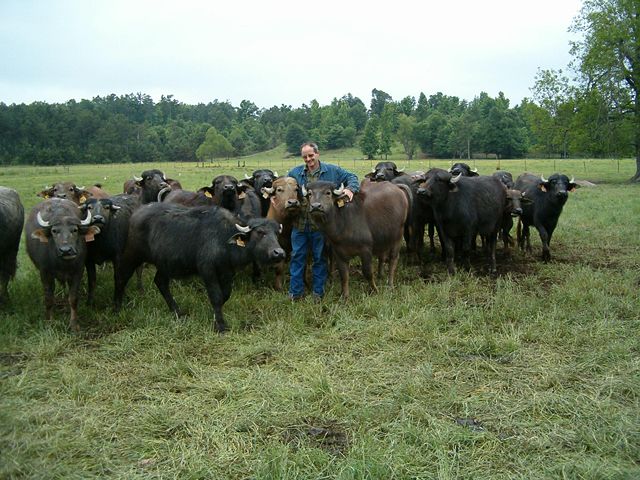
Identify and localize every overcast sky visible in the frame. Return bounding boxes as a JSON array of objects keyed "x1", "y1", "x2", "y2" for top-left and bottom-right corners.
[{"x1": 0, "y1": 0, "x2": 583, "y2": 109}]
